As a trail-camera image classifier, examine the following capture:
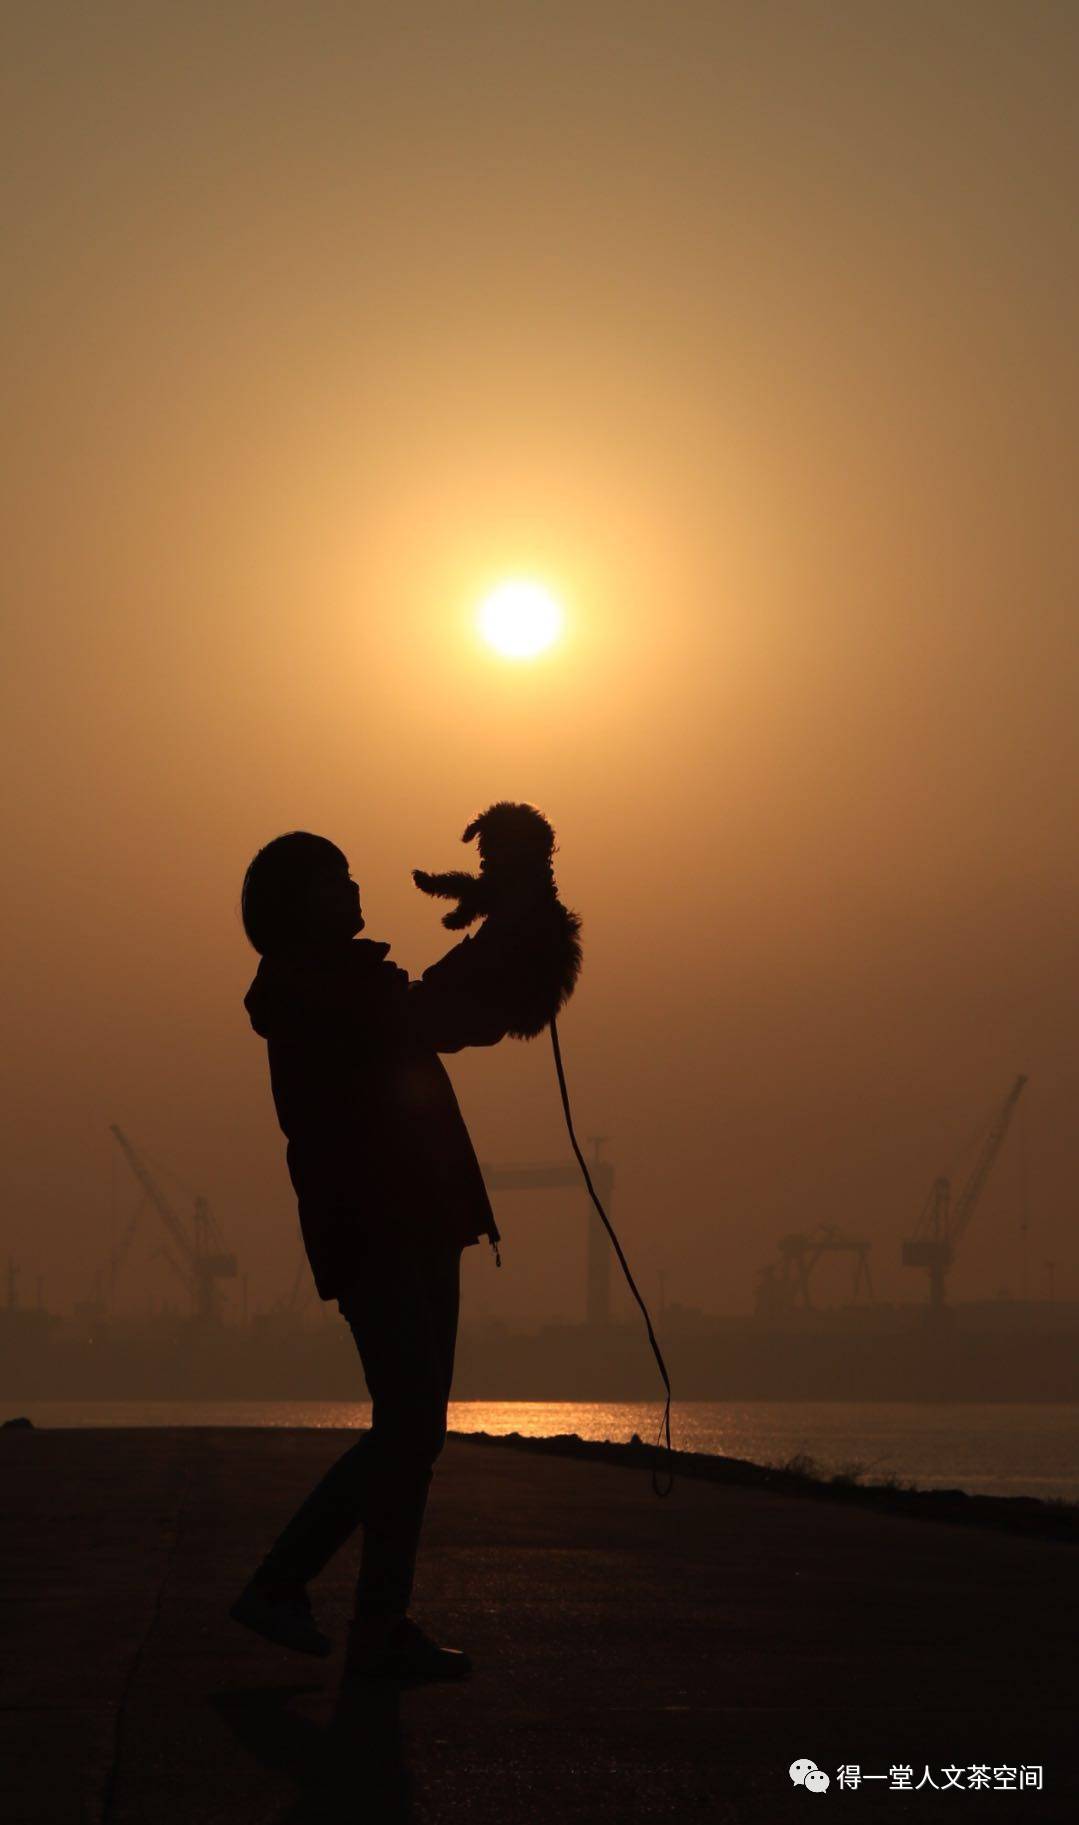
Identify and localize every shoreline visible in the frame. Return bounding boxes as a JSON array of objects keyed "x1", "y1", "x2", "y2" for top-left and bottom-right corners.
[
  {"x1": 446, "y1": 1424, "x2": 1079, "y2": 1545},
  {"x1": 6, "y1": 1413, "x2": 1077, "y2": 1544}
]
